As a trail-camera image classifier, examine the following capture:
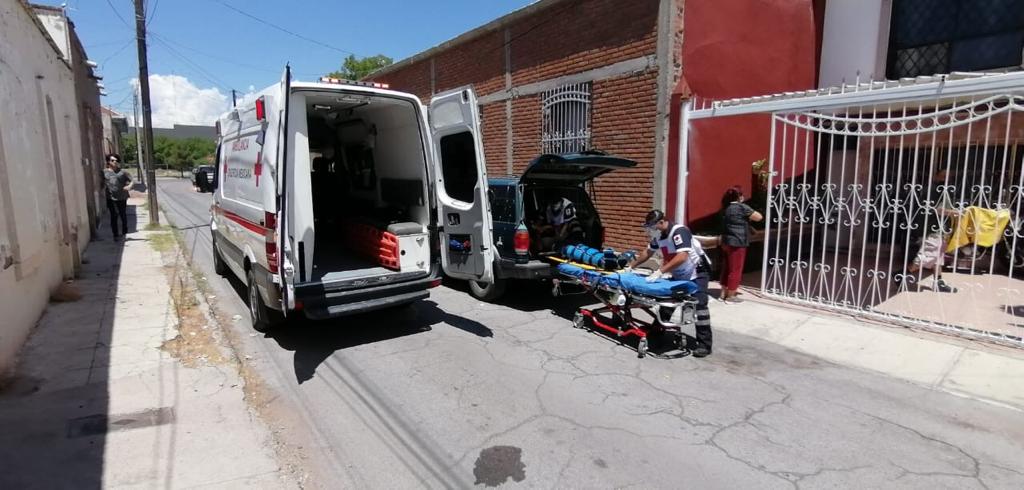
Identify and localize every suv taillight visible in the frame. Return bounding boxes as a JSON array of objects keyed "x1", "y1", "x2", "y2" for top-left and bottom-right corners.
[{"x1": 514, "y1": 223, "x2": 530, "y2": 263}]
